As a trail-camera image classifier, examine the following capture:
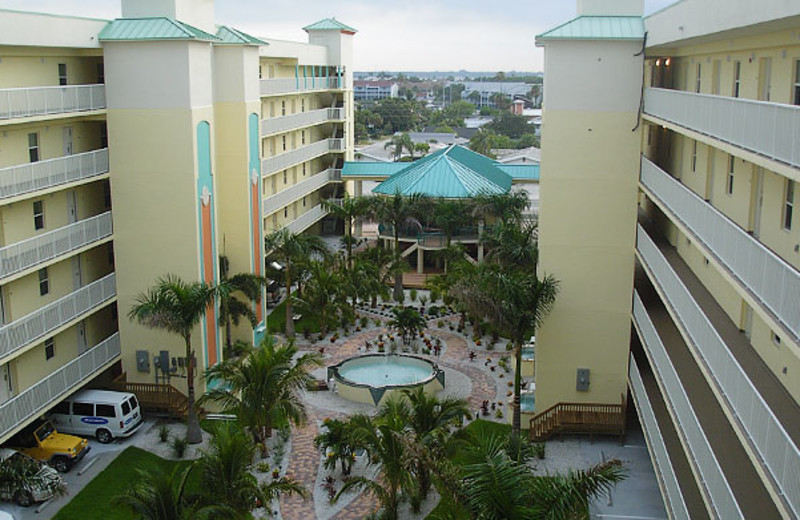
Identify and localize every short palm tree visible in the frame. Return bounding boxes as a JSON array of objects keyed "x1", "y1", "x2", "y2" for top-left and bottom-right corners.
[
  {"x1": 471, "y1": 191, "x2": 531, "y2": 226},
  {"x1": 217, "y1": 257, "x2": 267, "y2": 358},
  {"x1": 384, "y1": 133, "x2": 415, "y2": 161},
  {"x1": 129, "y1": 275, "x2": 215, "y2": 444},
  {"x1": 264, "y1": 228, "x2": 329, "y2": 338},
  {"x1": 481, "y1": 219, "x2": 539, "y2": 271},
  {"x1": 200, "y1": 337, "x2": 322, "y2": 452},
  {"x1": 387, "y1": 306, "x2": 427, "y2": 346},
  {"x1": 294, "y1": 258, "x2": 349, "y2": 336},
  {"x1": 314, "y1": 417, "x2": 361, "y2": 476}
]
